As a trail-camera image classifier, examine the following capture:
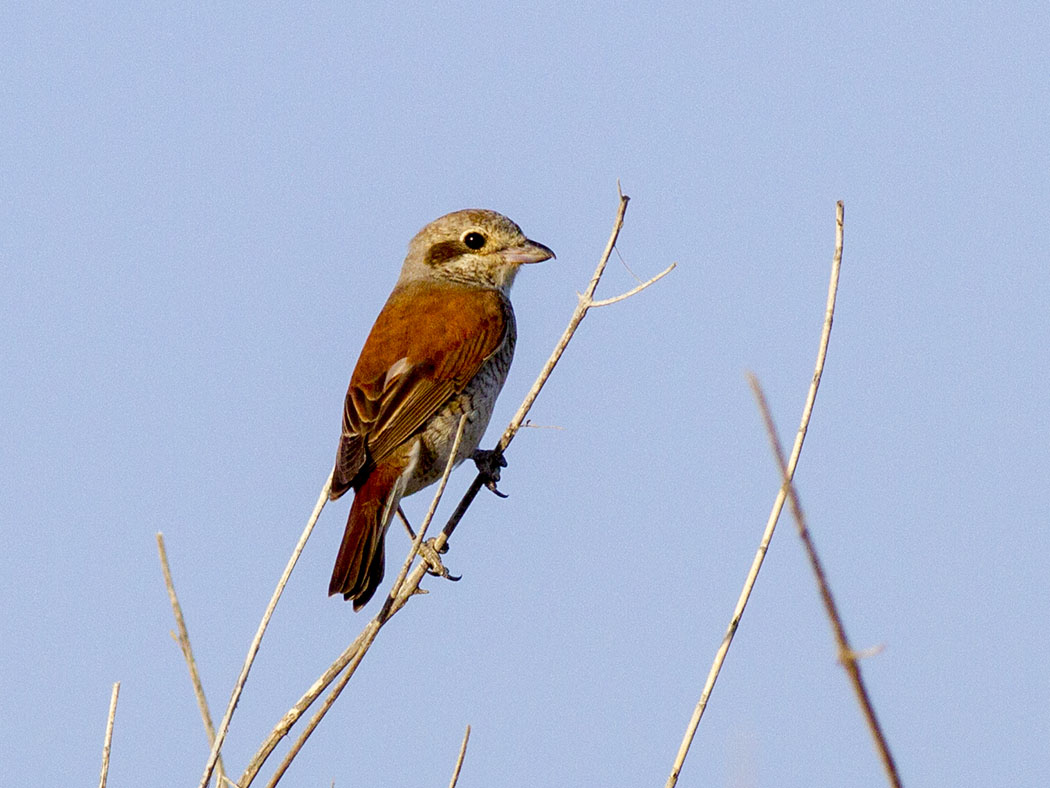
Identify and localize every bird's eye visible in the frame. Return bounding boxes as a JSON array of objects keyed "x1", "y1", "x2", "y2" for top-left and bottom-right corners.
[{"x1": 463, "y1": 231, "x2": 486, "y2": 250}]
